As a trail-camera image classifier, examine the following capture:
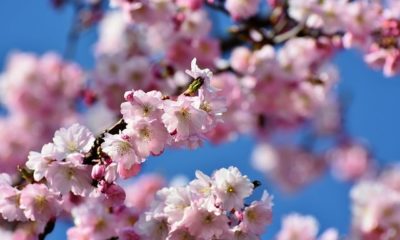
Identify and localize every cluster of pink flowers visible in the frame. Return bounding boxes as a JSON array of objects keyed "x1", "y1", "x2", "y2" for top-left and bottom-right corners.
[
  {"x1": 228, "y1": 38, "x2": 338, "y2": 133},
  {"x1": 94, "y1": 2, "x2": 219, "y2": 111},
  {"x1": 136, "y1": 166, "x2": 273, "y2": 239},
  {"x1": 0, "y1": 174, "x2": 61, "y2": 238},
  {"x1": 287, "y1": 0, "x2": 400, "y2": 76},
  {"x1": 0, "y1": 52, "x2": 85, "y2": 174},
  {"x1": 98, "y1": 58, "x2": 225, "y2": 178},
  {"x1": 0, "y1": 58, "x2": 230, "y2": 238},
  {"x1": 252, "y1": 143, "x2": 326, "y2": 193},
  {"x1": 252, "y1": 140, "x2": 373, "y2": 192},
  {"x1": 1, "y1": 0, "x2": 400, "y2": 238}
]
